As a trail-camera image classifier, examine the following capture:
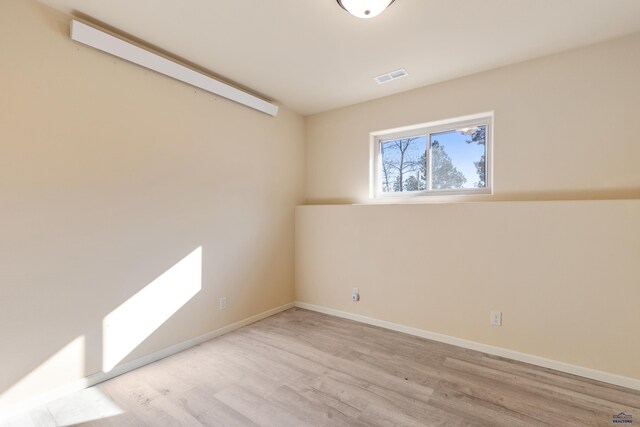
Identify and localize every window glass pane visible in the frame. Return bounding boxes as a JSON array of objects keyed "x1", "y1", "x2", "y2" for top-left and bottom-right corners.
[
  {"x1": 379, "y1": 135, "x2": 426, "y2": 193},
  {"x1": 429, "y1": 125, "x2": 487, "y2": 190}
]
